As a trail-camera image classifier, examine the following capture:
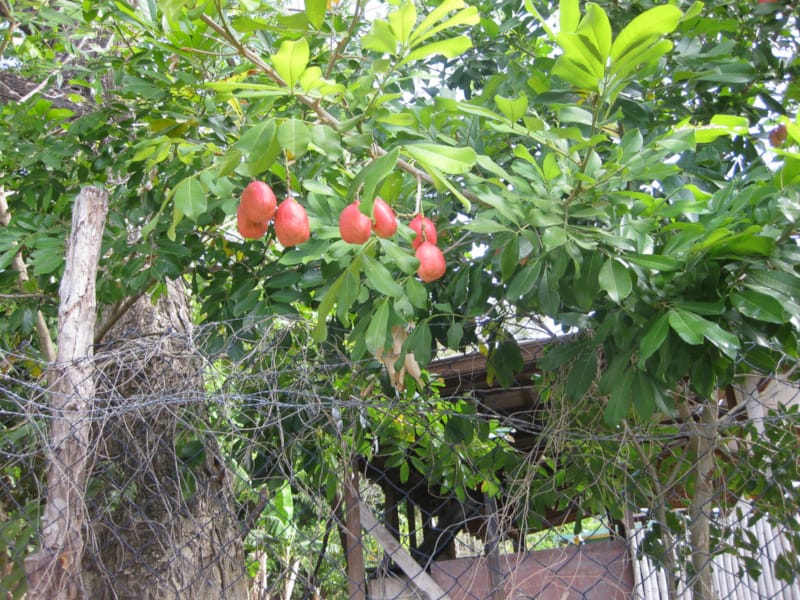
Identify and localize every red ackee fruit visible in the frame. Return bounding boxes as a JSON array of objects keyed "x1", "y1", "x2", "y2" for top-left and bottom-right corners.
[
  {"x1": 274, "y1": 197, "x2": 310, "y2": 247},
  {"x1": 415, "y1": 241, "x2": 446, "y2": 283},
  {"x1": 339, "y1": 202, "x2": 372, "y2": 244},
  {"x1": 239, "y1": 181, "x2": 277, "y2": 223},
  {"x1": 409, "y1": 214, "x2": 437, "y2": 249},
  {"x1": 236, "y1": 205, "x2": 268, "y2": 240},
  {"x1": 371, "y1": 197, "x2": 398, "y2": 239}
]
